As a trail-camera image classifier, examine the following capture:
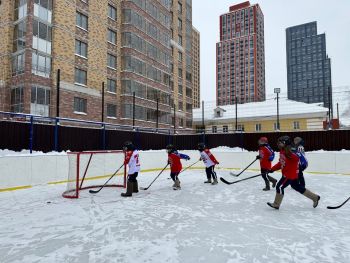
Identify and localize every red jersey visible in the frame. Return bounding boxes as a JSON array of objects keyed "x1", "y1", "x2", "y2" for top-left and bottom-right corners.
[
  {"x1": 258, "y1": 145, "x2": 274, "y2": 169},
  {"x1": 271, "y1": 149, "x2": 299, "y2": 180},
  {"x1": 168, "y1": 153, "x2": 183, "y2": 173}
]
